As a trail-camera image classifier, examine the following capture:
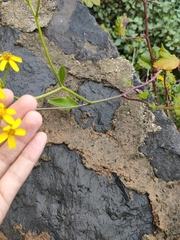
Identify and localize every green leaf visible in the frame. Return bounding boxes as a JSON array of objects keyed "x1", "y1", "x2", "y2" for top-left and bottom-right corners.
[
  {"x1": 82, "y1": 0, "x2": 100, "y2": 8},
  {"x1": 172, "y1": 84, "x2": 180, "y2": 93},
  {"x1": 149, "y1": 102, "x2": 157, "y2": 111},
  {"x1": 138, "y1": 92, "x2": 149, "y2": 99},
  {"x1": 152, "y1": 46, "x2": 160, "y2": 58},
  {"x1": 48, "y1": 96, "x2": 79, "y2": 110},
  {"x1": 58, "y1": 66, "x2": 66, "y2": 84},
  {"x1": 137, "y1": 51, "x2": 152, "y2": 70},
  {"x1": 140, "y1": 51, "x2": 151, "y2": 63},
  {"x1": 137, "y1": 58, "x2": 151, "y2": 70},
  {"x1": 166, "y1": 71, "x2": 176, "y2": 85},
  {"x1": 92, "y1": 0, "x2": 100, "y2": 6},
  {"x1": 158, "y1": 93, "x2": 165, "y2": 104},
  {"x1": 85, "y1": 0, "x2": 93, "y2": 8},
  {"x1": 153, "y1": 45, "x2": 180, "y2": 71},
  {"x1": 114, "y1": 38, "x2": 121, "y2": 46},
  {"x1": 114, "y1": 16, "x2": 129, "y2": 37}
]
